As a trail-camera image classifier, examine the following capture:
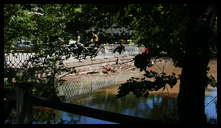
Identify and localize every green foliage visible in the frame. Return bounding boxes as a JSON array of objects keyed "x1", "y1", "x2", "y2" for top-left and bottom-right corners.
[
  {"x1": 4, "y1": 4, "x2": 94, "y2": 99},
  {"x1": 125, "y1": 4, "x2": 189, "y2": 67},
  {"x1": 117, "y1": 53, "x2": 178, "y2": 98},
  {"x1": 134, "y1": 53, "x2": 152, "y2": 71},
  {"x1": 117, "y1": 4, "x2": 217, "y2": 99},
  {"x1": 4, "y1": 4, "x2": 217, "y2": 100},
  {"x1": 4, "y1": 4, "x2": 129, "y2": 99},
  {"x1": 120, "y1": 74, "x2": 176, "y2": 98}
]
